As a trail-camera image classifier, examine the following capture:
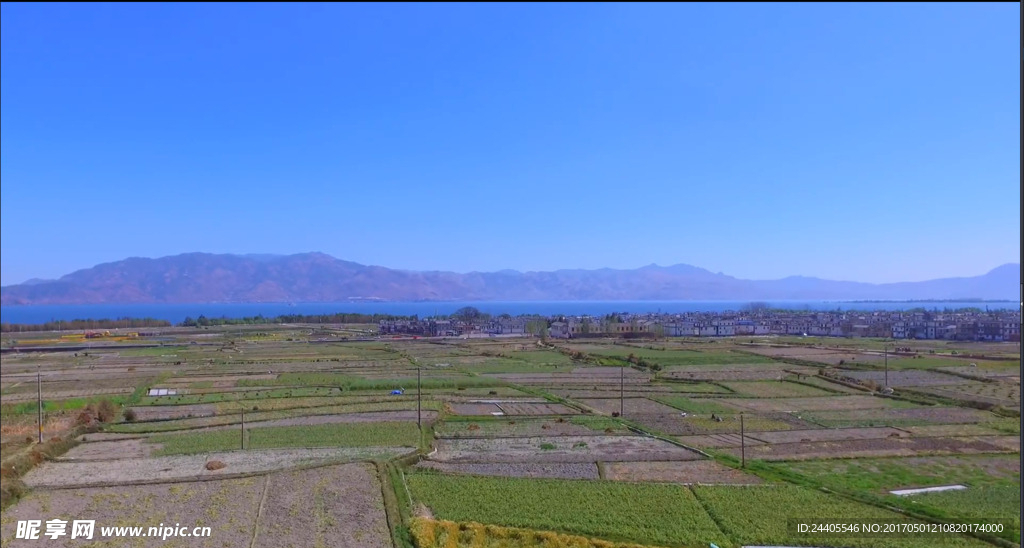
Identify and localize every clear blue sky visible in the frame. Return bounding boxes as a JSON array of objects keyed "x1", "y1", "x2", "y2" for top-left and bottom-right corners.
[{"x1": 1, "y1": 3, "x2": 1019, "y2": 285}]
